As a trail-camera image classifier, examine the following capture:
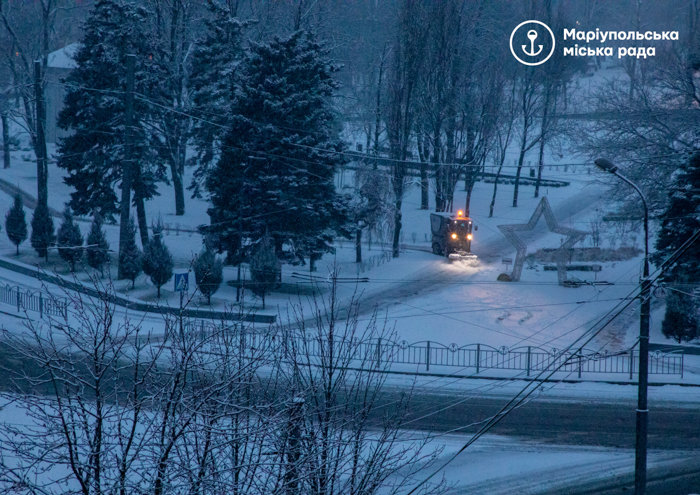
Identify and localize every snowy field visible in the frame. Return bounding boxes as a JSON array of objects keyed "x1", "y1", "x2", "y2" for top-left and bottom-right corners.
[{"x1": 0, "y1": 105, "x2": 697, "y2": 378}]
